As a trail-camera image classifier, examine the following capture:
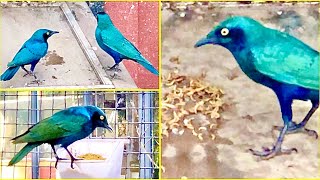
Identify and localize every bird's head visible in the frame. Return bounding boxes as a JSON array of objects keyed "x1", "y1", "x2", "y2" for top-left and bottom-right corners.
[
  {"x1": 32, "y1": 29, "x2": 59, "y2": 41},
  {"x1": 96, "y1": 11, "x2": 113, "y2": 28},
  {"x1": 89, "y1": 106, "x2": 113, "y2": 132},
  {"x1": 195, "y1": 16, "x2": 264, "y2": 52}
]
